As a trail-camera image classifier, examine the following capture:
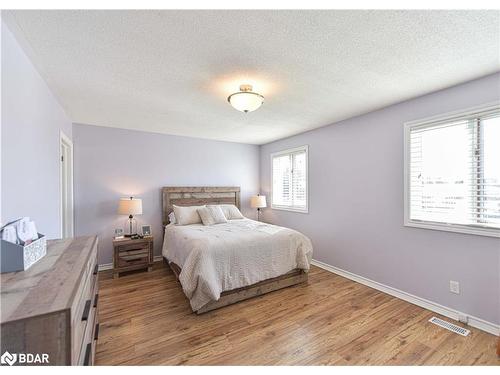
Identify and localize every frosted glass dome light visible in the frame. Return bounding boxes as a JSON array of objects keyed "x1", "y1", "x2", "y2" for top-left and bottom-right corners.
[{"x1": 227, "y1": 84, "x2": 264, "y2": 113}]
